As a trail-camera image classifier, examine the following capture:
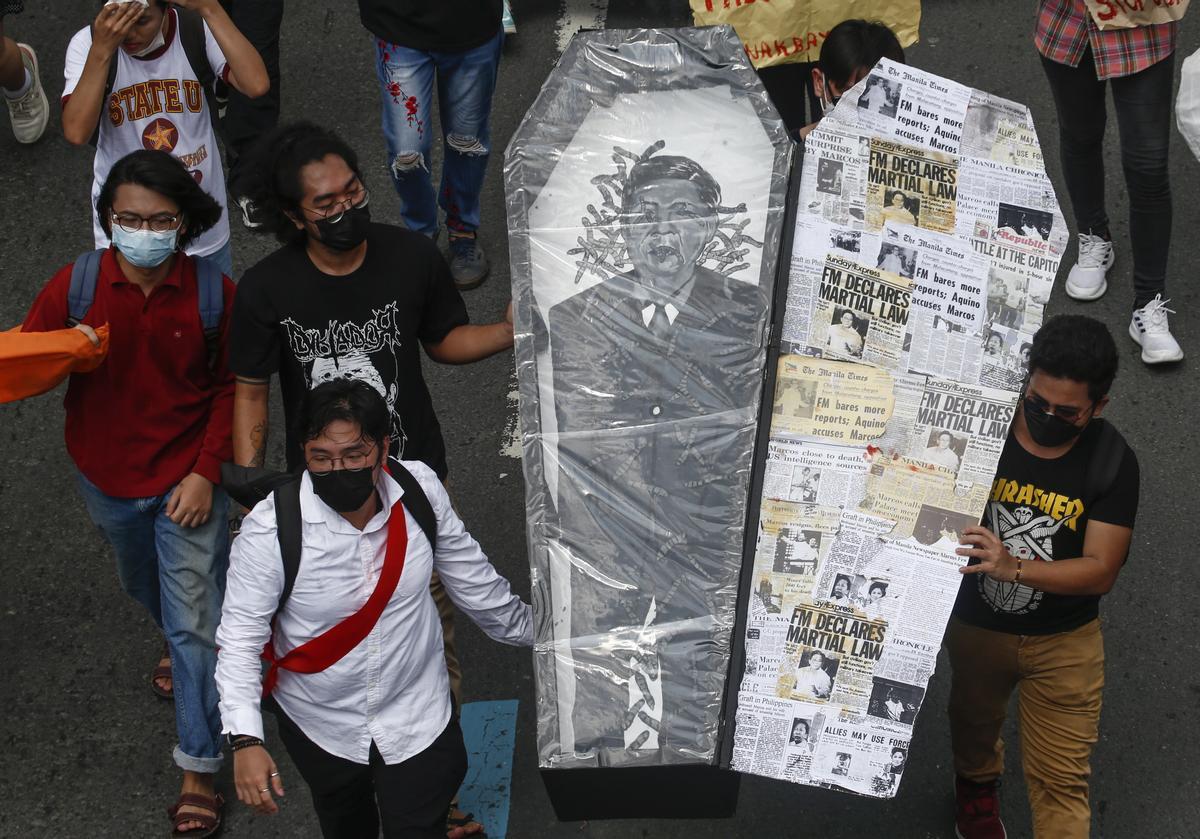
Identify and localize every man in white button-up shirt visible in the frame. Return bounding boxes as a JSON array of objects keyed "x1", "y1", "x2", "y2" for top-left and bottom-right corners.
[{"x1": 215, "y1": 379, "x2": 532, "y2": 838}]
